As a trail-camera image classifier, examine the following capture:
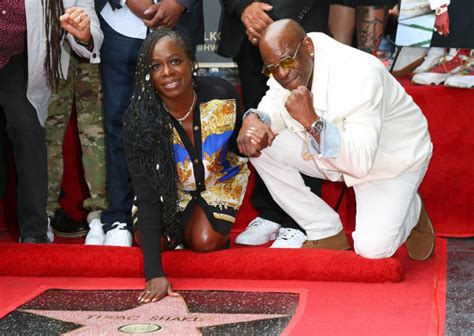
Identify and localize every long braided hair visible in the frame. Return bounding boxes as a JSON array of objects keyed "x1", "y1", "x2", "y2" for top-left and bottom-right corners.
[
  {"x1": 124, "y1": 29, "x2": 198, "y2": 247},
  {"x1": 42, "y1": 0, "x2": 65, "y2": 89}
]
